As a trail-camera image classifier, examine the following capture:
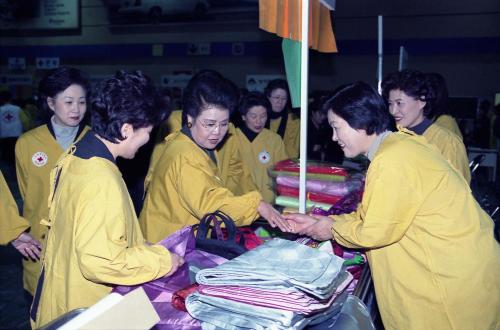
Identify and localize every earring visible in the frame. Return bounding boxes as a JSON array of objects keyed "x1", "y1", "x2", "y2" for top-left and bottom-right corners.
[{"x1": 187, "y1": 122, "x2": 192, "y2": 128}]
